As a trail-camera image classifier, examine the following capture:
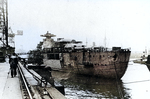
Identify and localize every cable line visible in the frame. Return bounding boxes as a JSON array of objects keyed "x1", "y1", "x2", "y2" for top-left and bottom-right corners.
[{"x1": 123, "y1": 79, "x2": 150, "y2": 84}]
